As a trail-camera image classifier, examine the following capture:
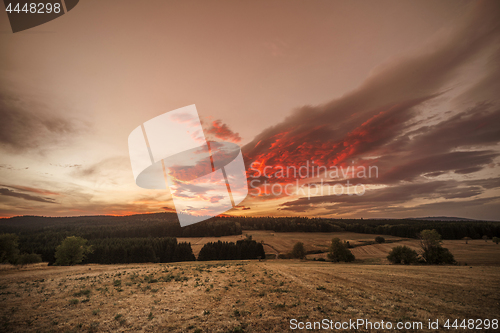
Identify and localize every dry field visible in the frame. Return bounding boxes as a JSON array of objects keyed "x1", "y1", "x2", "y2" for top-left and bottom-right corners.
[
  {"x1": 179, "y1": 231, "x2": 404, "y2": 257},
  {"x1": 308, "y1": 238, "x2": 500, "y2": 266},
  {"x1": 181, "y1": 230, "x2": 500, "y2": 266},
  {"x1": 1, "y1": 261, "x2": 499, "y2": 332}
]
